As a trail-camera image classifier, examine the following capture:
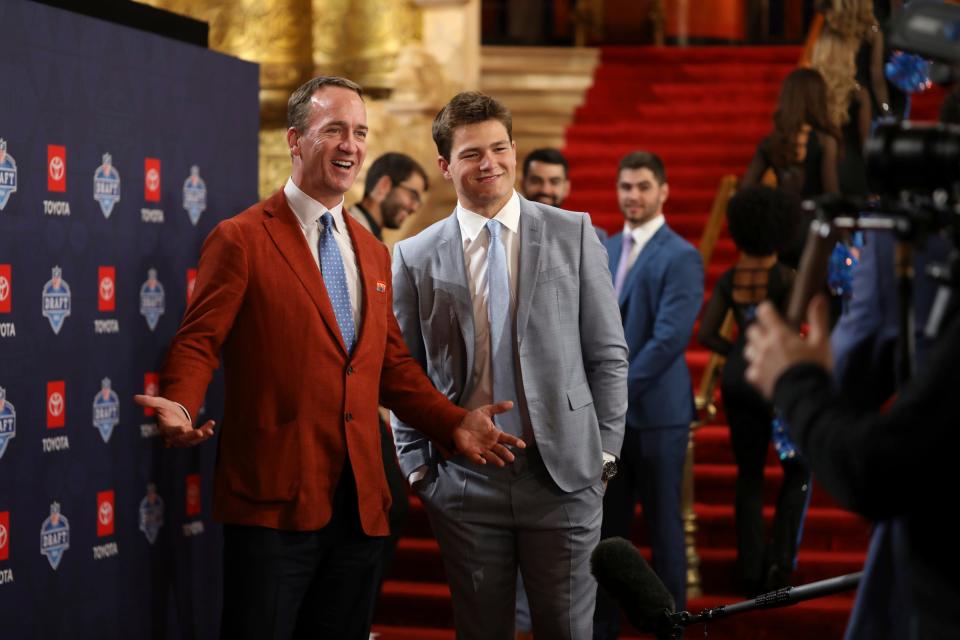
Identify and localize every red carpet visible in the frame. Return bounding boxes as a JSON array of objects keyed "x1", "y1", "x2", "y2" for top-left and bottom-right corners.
[{"x1": 373, "y1": 46, "x2": 948, "y2": 639}]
